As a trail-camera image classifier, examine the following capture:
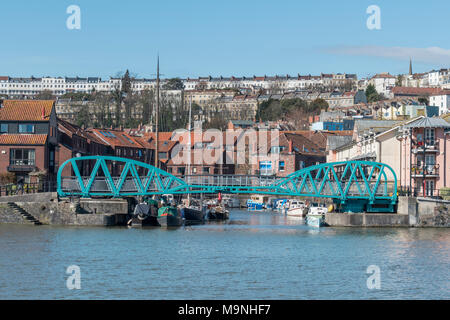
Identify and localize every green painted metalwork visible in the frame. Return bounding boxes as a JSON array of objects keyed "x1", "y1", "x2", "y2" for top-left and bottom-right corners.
[{"x1": 57, "y1": 157, "x2": 397, "y2": 206}]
